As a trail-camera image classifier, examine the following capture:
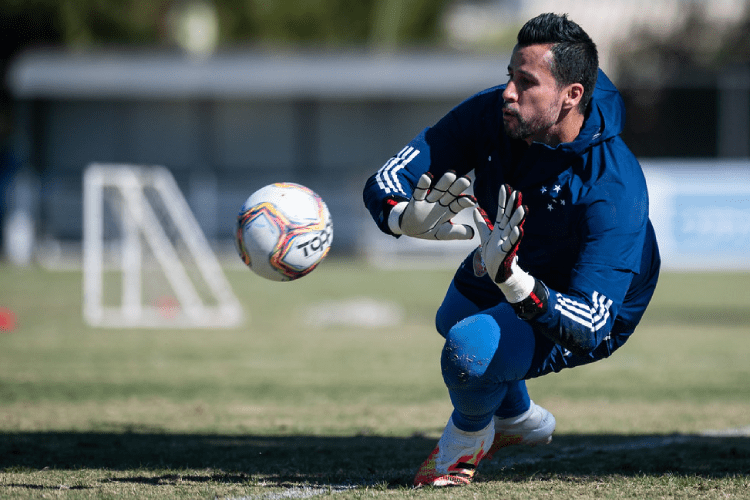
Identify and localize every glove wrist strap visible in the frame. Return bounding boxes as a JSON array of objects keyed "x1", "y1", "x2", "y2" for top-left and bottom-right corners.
[
  {"x1": 510, "y1": 279, "x2": 549, "y2": 320},
  {"x1": 496, "y1": 261, "x2": 535, "y2": 303},
  {"x1": 387, "y1": 202, "x2": 407, "y2": 235}
]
